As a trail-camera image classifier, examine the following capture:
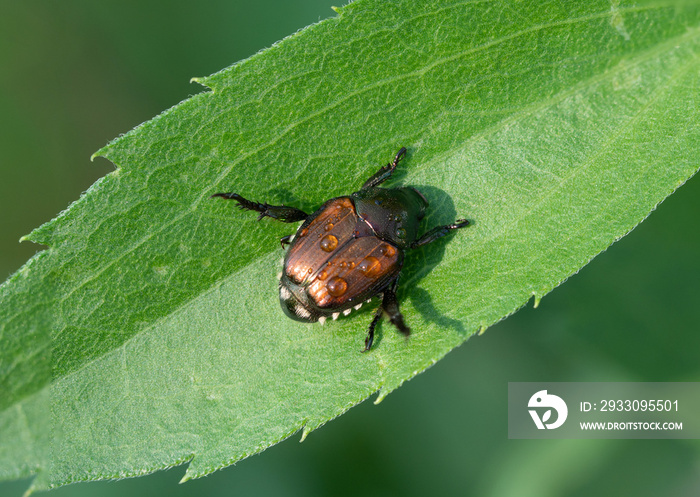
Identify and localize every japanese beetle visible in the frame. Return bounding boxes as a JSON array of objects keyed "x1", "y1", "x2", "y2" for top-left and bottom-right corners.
[{"x1": 212, "y1": 148, "x2": 470, "y2": 351}]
